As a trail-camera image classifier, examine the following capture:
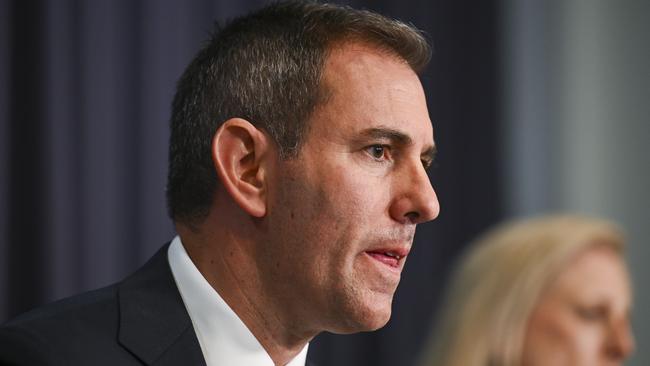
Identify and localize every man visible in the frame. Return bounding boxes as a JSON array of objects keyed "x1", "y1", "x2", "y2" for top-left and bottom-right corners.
[{"x1": 0, "y1": 2, "x2": 439, "y2": 365}]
